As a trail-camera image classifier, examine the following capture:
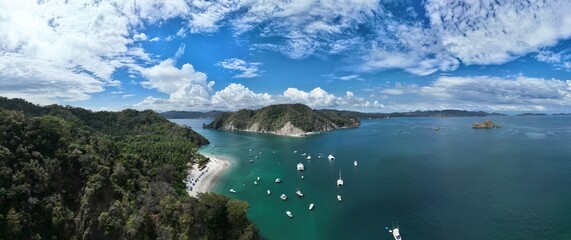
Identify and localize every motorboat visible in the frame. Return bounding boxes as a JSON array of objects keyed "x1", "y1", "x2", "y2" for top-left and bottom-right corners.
[
  {"x1": 306, "y1": 155, "x2": 312, "y2": 160},
  {"x1": 267, "y1": 189, "x2": 271, "y2": 195},
  {"x1": 257, "y1": 176, "x2": 261, "y2": 181},
  {"x1": 328, "y1": 154, "x2": 335, "y2": 160},
  {"x1": 249, "y1": 160, "x2": 254, "y2": 163},
  {"x1": 286, "y1": 211, "x2": 293, "y2": 218},
  {"x1": 337, "y1": 170, "x2": 344, "y2": 187},
  {"x1": 390, "y1": 228, "x2": 402, "y2": 240},
  {"x1": 254, "y1": 181, "x2": 258, "y2": 185},
  {"x1": 275, "y1": 178, "x2": 282, "y2": 183},
  {"x1": 301, "y1": 176, "x2": 304, "y2": 180},
  {"x1": 354, "y1": 160, "x2": 358, "y2": 167},
  {"x1": 337, "y1": 195, "x2": 342, "y2": 201},
  {"x1": 297, "y1": 163, "x2": 305, "y2": 171},
  {"x1": 280, "y1": 194, "x2": 287, "y2": 200},
  {"x1": 309, "y1": 203, "x2": 315, "y2": 210},
  {"x1": 229, "y1": 189, "x2": 236, "y2": 193},
  {"x1": 296, "y1": 190, "x2": 303, "y2": 197}
]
